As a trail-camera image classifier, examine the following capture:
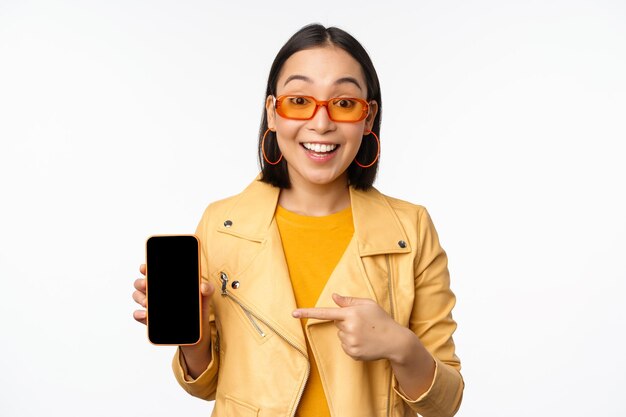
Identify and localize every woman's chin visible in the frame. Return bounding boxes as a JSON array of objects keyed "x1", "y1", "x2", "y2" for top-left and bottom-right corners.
[{"x1": 295, "y1": 169, "x2": 347, "y2": 188}]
